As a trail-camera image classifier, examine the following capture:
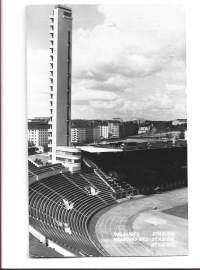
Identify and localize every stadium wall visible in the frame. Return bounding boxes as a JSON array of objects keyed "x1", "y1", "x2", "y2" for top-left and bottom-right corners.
[{"x1": 29, "y1": 225, "x2": 75, "y2": 257}]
